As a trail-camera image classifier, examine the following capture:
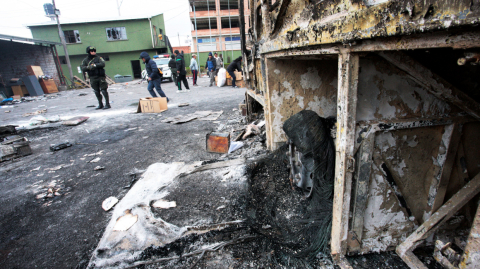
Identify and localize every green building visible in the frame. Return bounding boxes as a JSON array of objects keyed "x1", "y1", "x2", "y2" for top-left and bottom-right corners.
[{"x1": 27, "y1": 14, "x2": 169, "y2": 80}]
